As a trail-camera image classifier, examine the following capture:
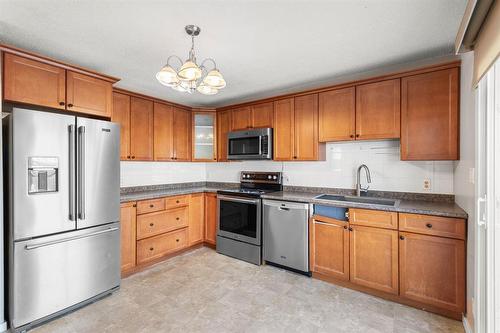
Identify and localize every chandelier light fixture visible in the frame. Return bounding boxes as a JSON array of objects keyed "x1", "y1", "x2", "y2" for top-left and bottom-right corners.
[{"x1": 156, "y1": 25, "x2": 226, "y2": 95}]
